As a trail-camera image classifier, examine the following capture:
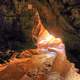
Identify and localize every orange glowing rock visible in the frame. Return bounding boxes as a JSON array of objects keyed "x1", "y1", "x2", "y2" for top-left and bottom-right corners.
[{"x1": 0, "y1": 49, "x2": 80, "y2": 80}]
